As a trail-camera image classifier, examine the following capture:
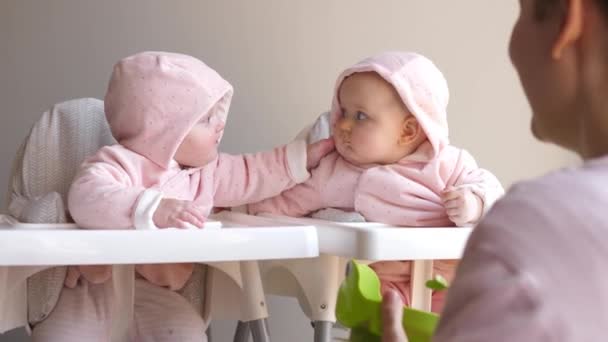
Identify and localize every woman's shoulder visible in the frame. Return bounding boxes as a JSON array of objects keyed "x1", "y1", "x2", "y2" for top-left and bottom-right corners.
[
  {"x1": 471, "y1": 159, "x2": 608, "y2": 262},
  {"x1": 507, "y1": 158, "x2": 607, "y2": 205}
]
